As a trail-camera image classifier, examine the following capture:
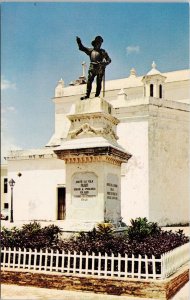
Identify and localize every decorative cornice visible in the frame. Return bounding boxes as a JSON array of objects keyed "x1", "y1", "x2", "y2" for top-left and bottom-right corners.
[
  {"x1": 57, "y1": 155, "x2": 123, "y2": 166},
  {"x1": 68, "y1": 112, "x2": 119, "y2": 126},
  {"x1": 54, "y1": 146, "x2": 131, "y2": 165}
]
